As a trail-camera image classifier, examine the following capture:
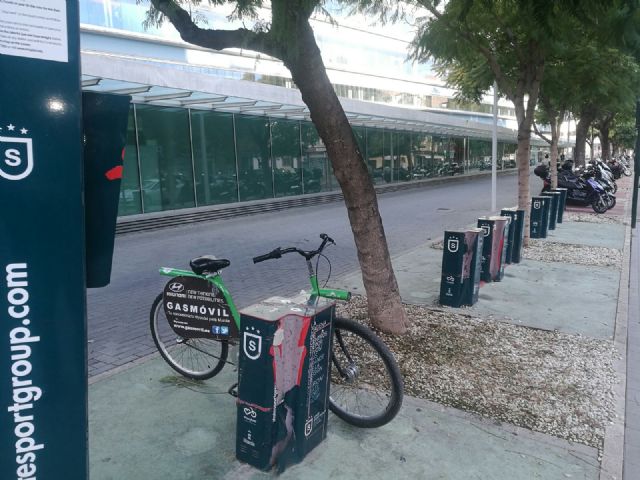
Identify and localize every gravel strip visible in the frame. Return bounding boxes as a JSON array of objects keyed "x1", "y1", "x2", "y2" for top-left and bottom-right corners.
[
  {"x1": 564, "y1": 212, "x2": 623, "y2": 224},
  {"x1": 523, "y1": 239, "x2": 622, "y2": 267},
  {"x1": 338, "y1": 296, "x2": 617, "y2": 451}
]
